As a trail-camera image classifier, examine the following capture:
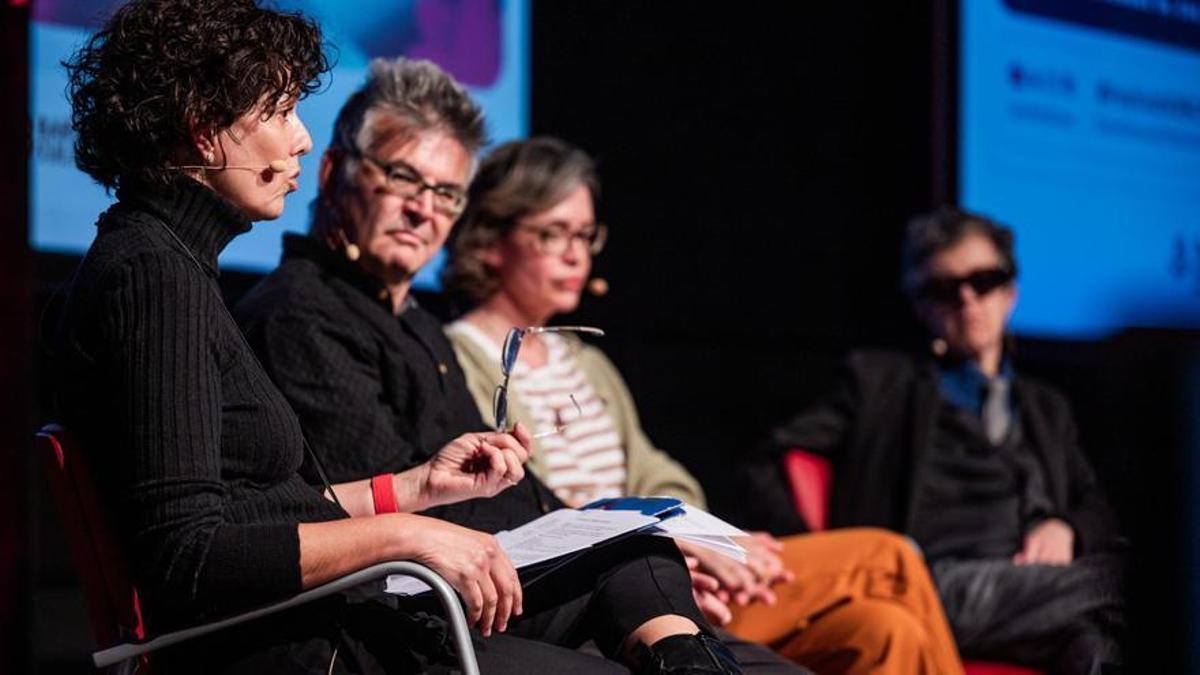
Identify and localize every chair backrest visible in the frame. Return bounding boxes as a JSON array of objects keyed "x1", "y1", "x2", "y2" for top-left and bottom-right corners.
[
  {"x1": 36, "y1": 424, "x2": 146, "y2": 649},
  {"x1": 781, "y1": 448, "x2": 832, "y2": 531}
]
